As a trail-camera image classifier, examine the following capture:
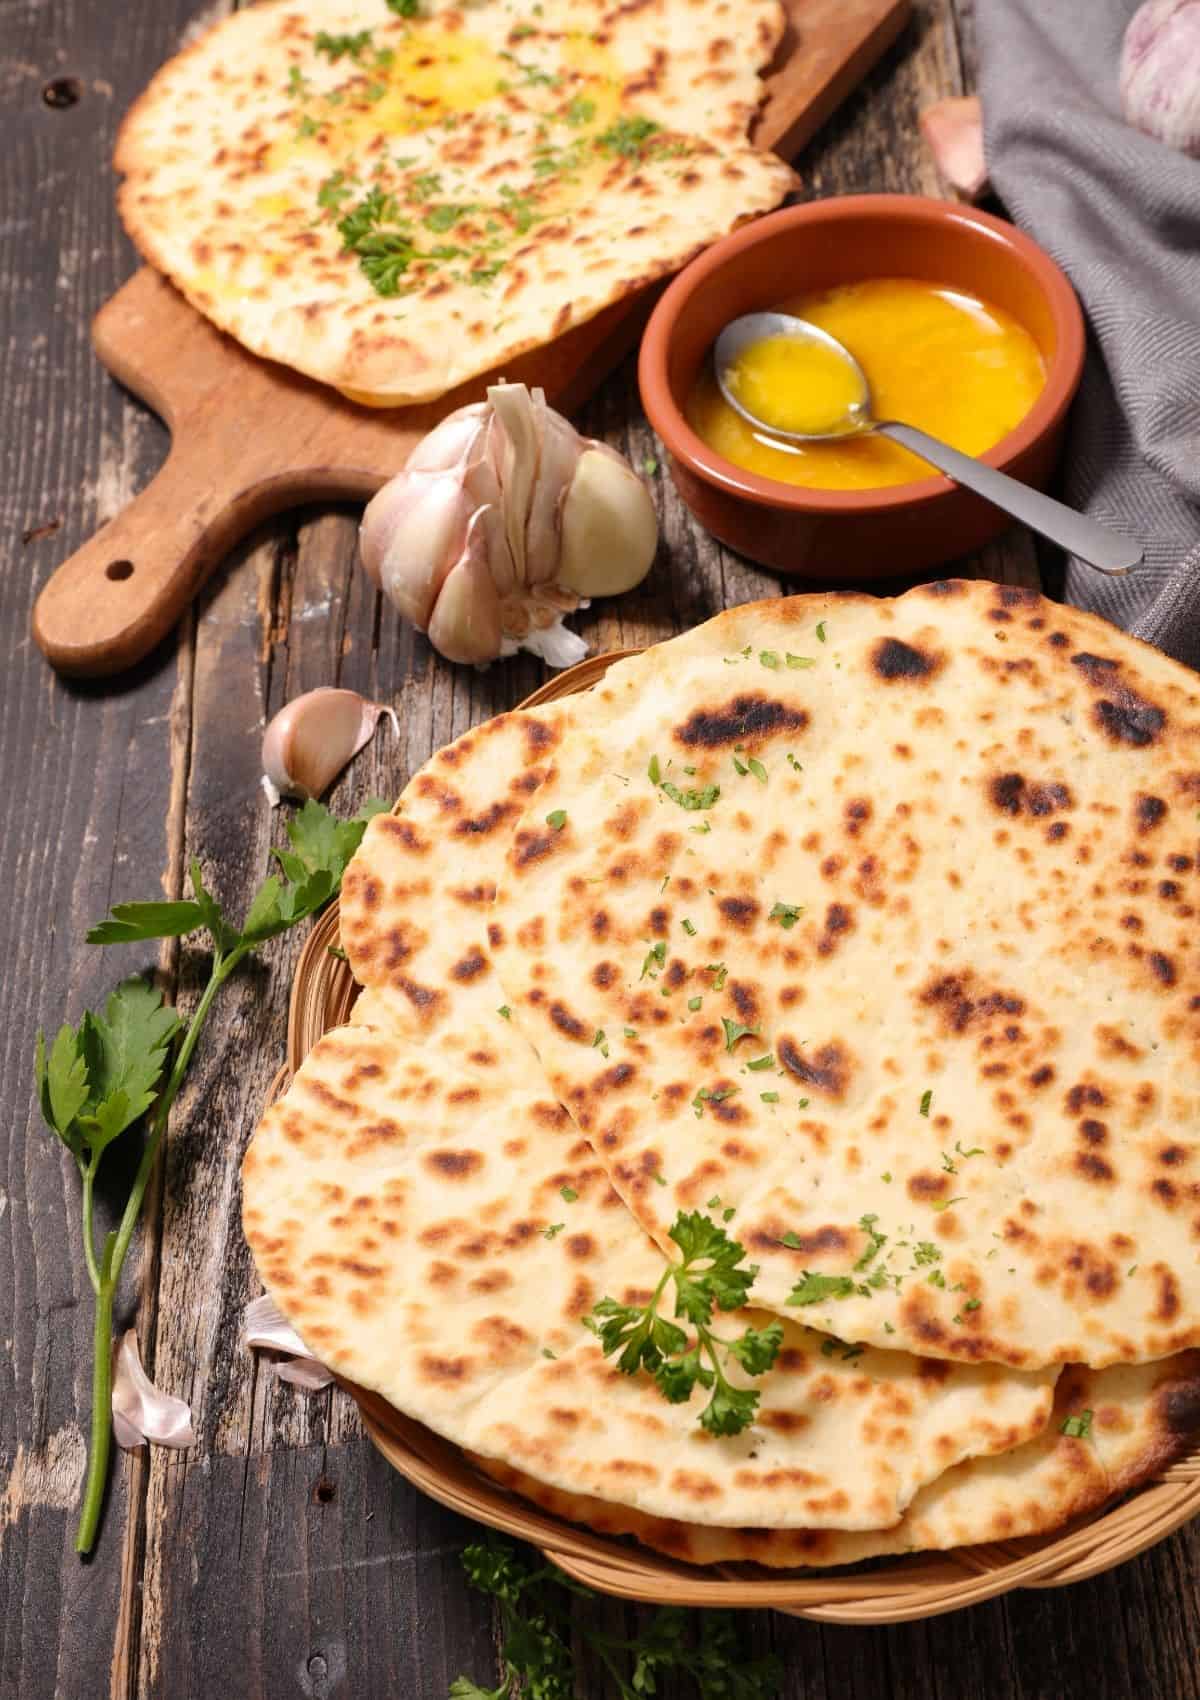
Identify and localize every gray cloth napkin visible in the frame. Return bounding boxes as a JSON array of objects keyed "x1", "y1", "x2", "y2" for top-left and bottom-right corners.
[{"x1": 976, "y1": 0, "x2": 1200, "y2": 668}]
